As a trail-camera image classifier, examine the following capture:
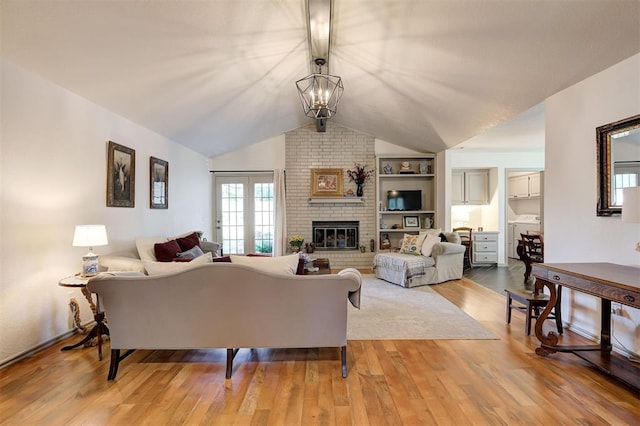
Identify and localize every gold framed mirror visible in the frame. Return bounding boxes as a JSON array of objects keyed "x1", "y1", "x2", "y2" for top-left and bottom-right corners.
[{"x1": 596, "y1": 114, "x2": 640, "y2": 216}]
